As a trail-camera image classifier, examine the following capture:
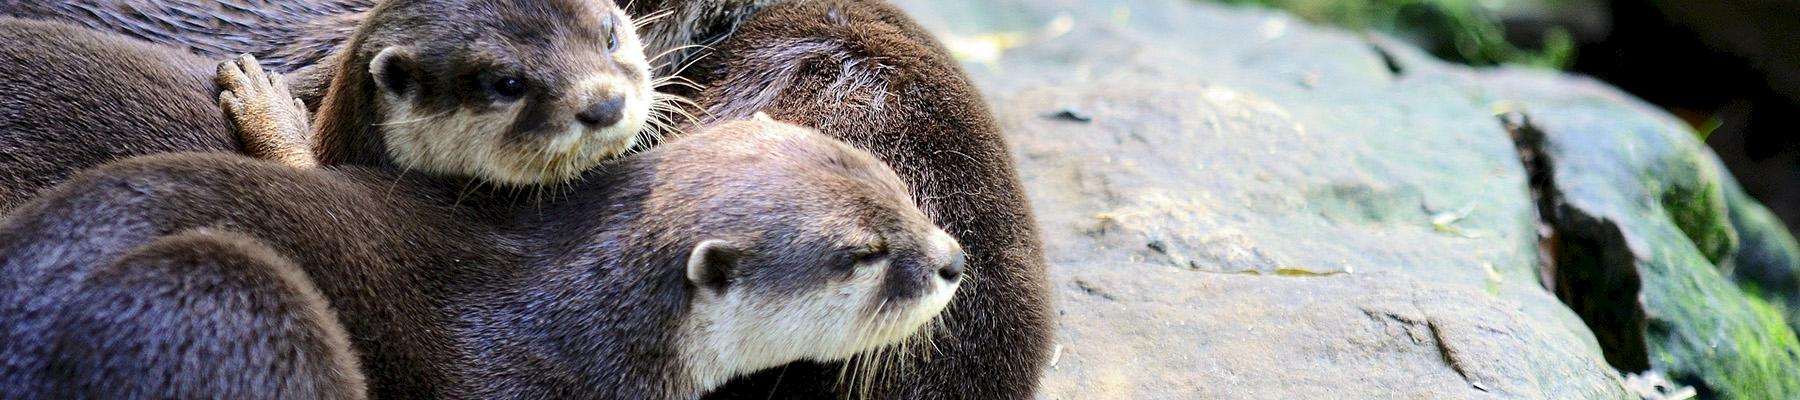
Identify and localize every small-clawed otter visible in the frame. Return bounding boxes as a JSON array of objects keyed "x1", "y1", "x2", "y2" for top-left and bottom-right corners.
[
  {"x1": 0, "y1": 118, "x2": 966, "y2": 399},
  {"x1": 242, "y1": 0, "x2": 660, "y2": 185},
  {"x1": 691, "y1": 1, "x2": 1055, "y2": 398},
  {"x1": 0, "y1": 0, "x2": 1058, "y2": 398},
  {"x1": 0, "y1": 0, "x2": 776, "y2": 98},
  {"x1": 2, "y1": 0, "x2": 661, "y2": 193}
]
